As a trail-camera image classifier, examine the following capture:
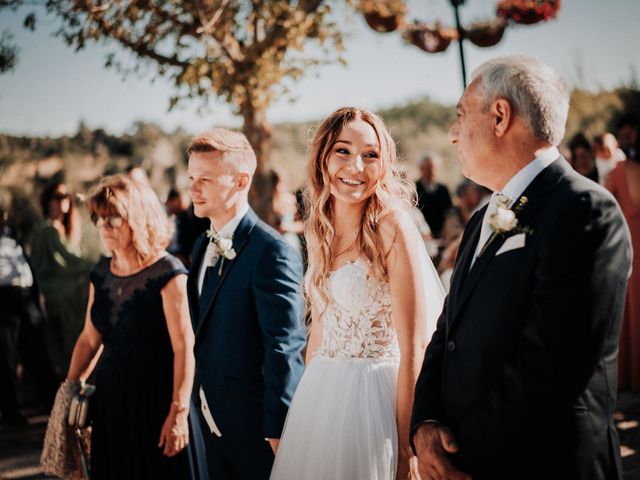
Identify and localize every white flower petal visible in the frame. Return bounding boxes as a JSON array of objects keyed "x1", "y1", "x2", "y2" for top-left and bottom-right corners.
[{"x1": 217, "y1": 238, "x2": 233, "y2": 251}]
